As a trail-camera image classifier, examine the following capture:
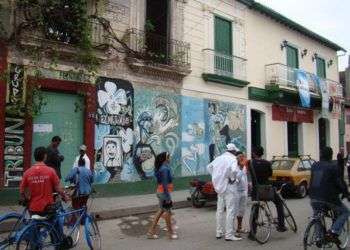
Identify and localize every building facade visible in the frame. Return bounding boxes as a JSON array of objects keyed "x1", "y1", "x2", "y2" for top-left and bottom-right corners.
[{"x1": 0, "y1": 0, "x2": 345, "y2": 188}]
